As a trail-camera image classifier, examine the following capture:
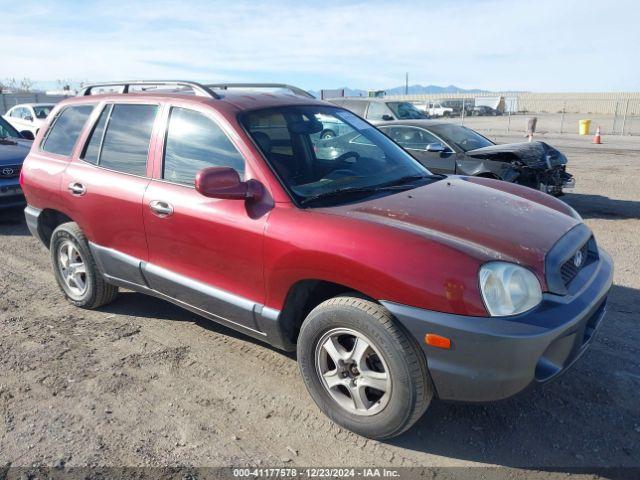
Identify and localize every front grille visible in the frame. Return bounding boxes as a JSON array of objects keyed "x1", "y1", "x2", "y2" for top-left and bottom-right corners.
[
  {"x1": 560, "y1": 241, "x2": 590, "y2": 286},
  {"x1": 0, "y1": 165, "x2": 21, "y2": 178}
]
